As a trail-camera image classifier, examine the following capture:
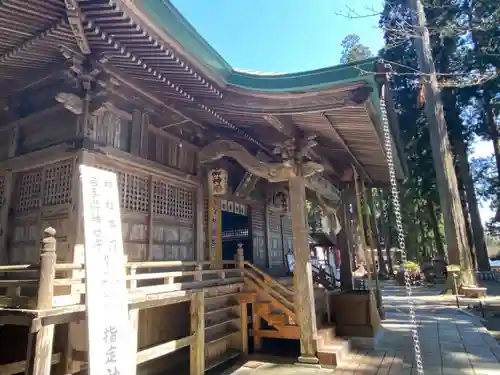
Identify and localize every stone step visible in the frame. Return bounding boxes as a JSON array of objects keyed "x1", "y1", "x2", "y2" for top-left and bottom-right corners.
[
  {"x1": 316, "y1": 338, "x2": 350, "y2": 367},
  {"x1": 316, "y1": 325, "x2": 337, "y2": 349}
]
